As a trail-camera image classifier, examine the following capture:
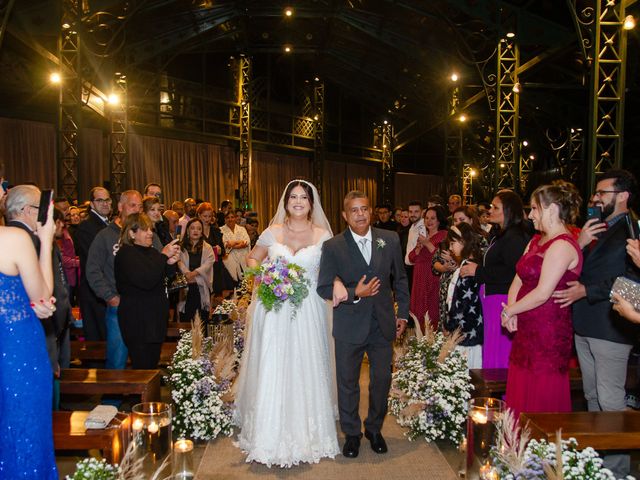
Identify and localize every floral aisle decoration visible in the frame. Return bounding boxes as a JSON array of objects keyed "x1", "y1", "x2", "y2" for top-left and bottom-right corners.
[
  {"x1": 167, "y1": 313, "x2": 236, "y2": 441},
  {"x1": 492, "y1": 409, "x2": 627, "y2": 480},
  {"x1": 389, "y1": 319, "x2": 472, "y2": 443},
  {"x1": 246, "y1": 257, "x2": 309, "y2": 315},
  {"x1": 212, "y1": 299, "x2": 237, "y2": 317}
]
